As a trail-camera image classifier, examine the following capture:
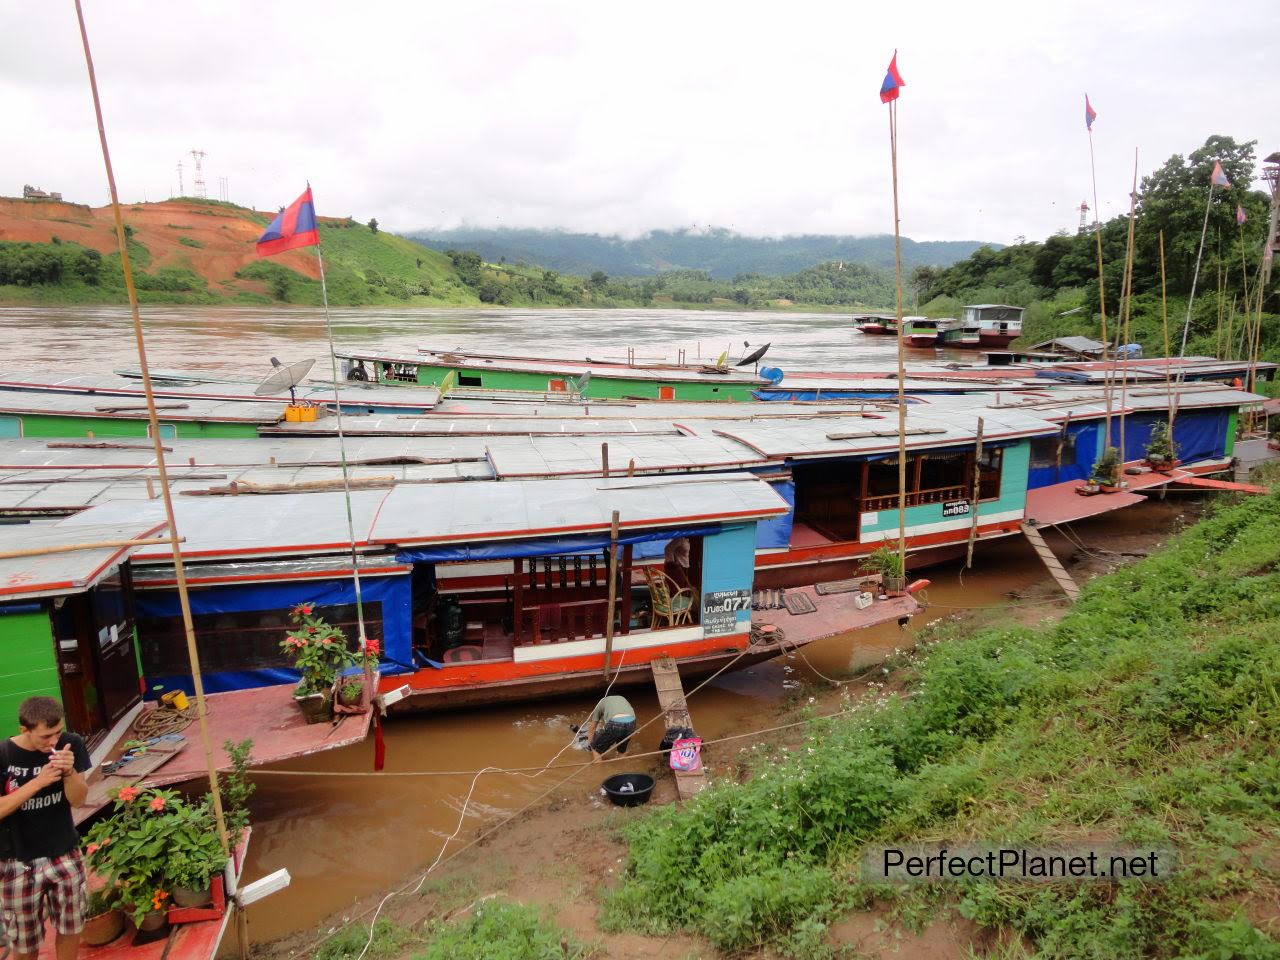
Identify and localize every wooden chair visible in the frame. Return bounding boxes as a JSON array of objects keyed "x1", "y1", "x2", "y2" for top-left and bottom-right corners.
[{"x1": 643, "y1": 566, "x2": 694, "y2": 628}]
